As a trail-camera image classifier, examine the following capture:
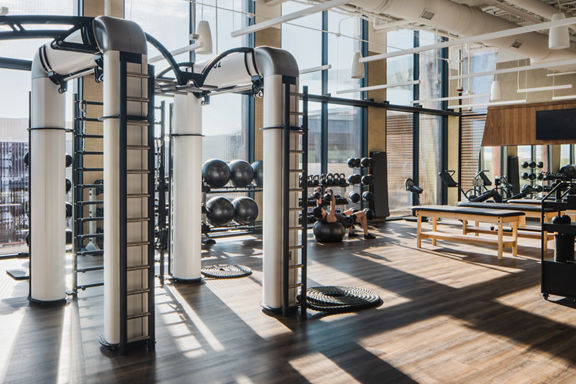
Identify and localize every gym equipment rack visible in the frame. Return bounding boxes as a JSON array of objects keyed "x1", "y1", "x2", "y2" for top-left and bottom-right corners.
[{"x1": 540, "y1": 181, "x2": 576, "y2": 301}]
